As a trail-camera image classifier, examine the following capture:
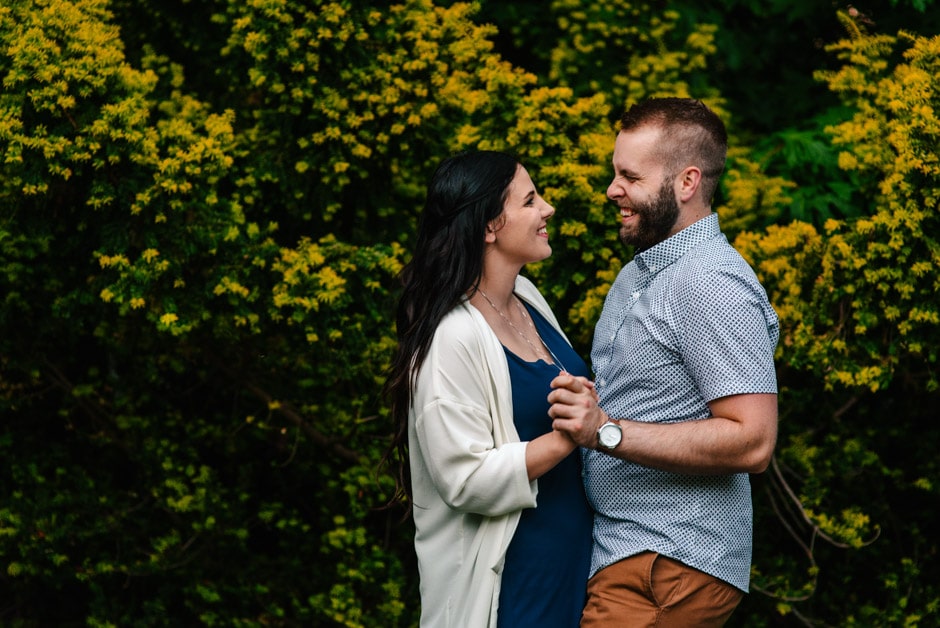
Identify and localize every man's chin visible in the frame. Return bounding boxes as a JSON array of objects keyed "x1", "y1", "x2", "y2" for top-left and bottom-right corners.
[{"x1": 619, "y1": 227, "x2": 642, "y2": 248}]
